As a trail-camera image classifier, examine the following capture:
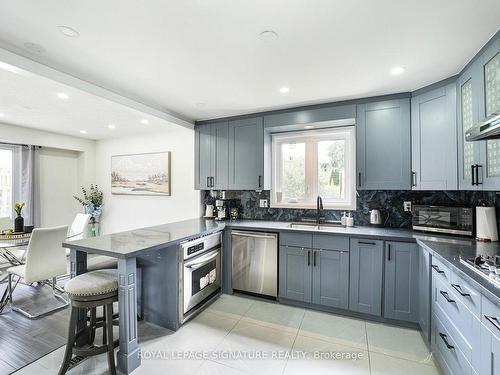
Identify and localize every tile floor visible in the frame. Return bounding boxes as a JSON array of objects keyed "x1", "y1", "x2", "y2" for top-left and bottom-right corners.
[{"x1": 13, "y1": 294, "x2": 440, "y2": 375}]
